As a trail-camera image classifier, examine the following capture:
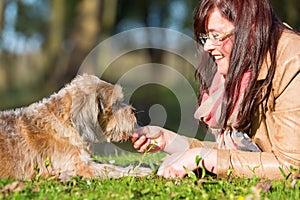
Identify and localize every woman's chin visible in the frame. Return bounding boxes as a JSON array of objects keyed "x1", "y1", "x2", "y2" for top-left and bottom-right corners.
[{"x1": 216, "y1": 61, "x2": 229, "y2": 76}]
